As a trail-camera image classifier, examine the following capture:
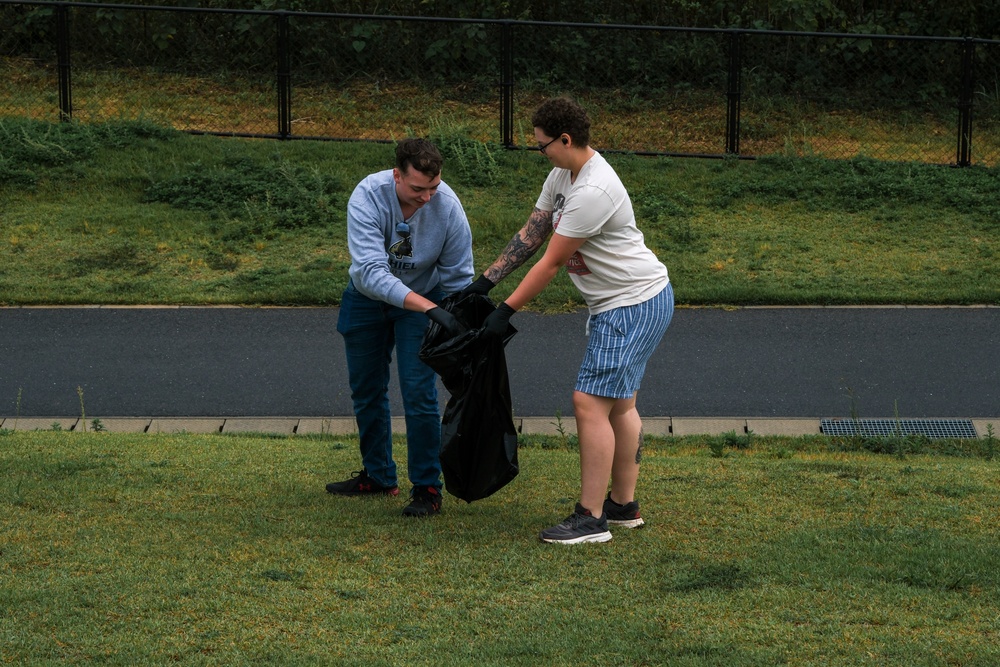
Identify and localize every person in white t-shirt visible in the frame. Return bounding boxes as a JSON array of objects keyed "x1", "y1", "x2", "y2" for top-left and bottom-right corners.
[{"x1": 459, "y1": 97, "x2": 674, "y2": 544}]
